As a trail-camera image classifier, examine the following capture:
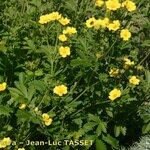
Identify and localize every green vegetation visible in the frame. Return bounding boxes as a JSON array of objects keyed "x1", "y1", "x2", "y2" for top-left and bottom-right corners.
[{"x1": 0, "y1": 0, "x2": 149, "y2": 149}]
